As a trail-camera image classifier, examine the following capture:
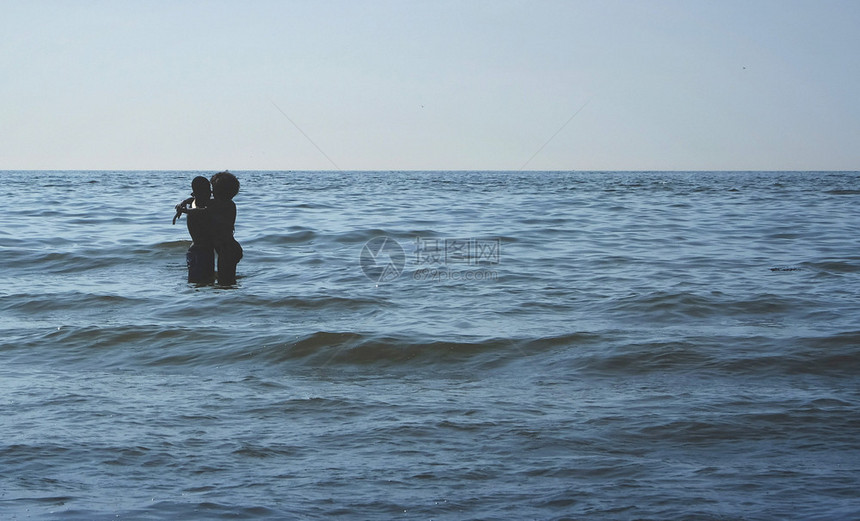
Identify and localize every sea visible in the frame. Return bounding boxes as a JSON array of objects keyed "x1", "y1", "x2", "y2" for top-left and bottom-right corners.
[{"x1": 1, "y1": 170, "x2": 859, "y2": 520}]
